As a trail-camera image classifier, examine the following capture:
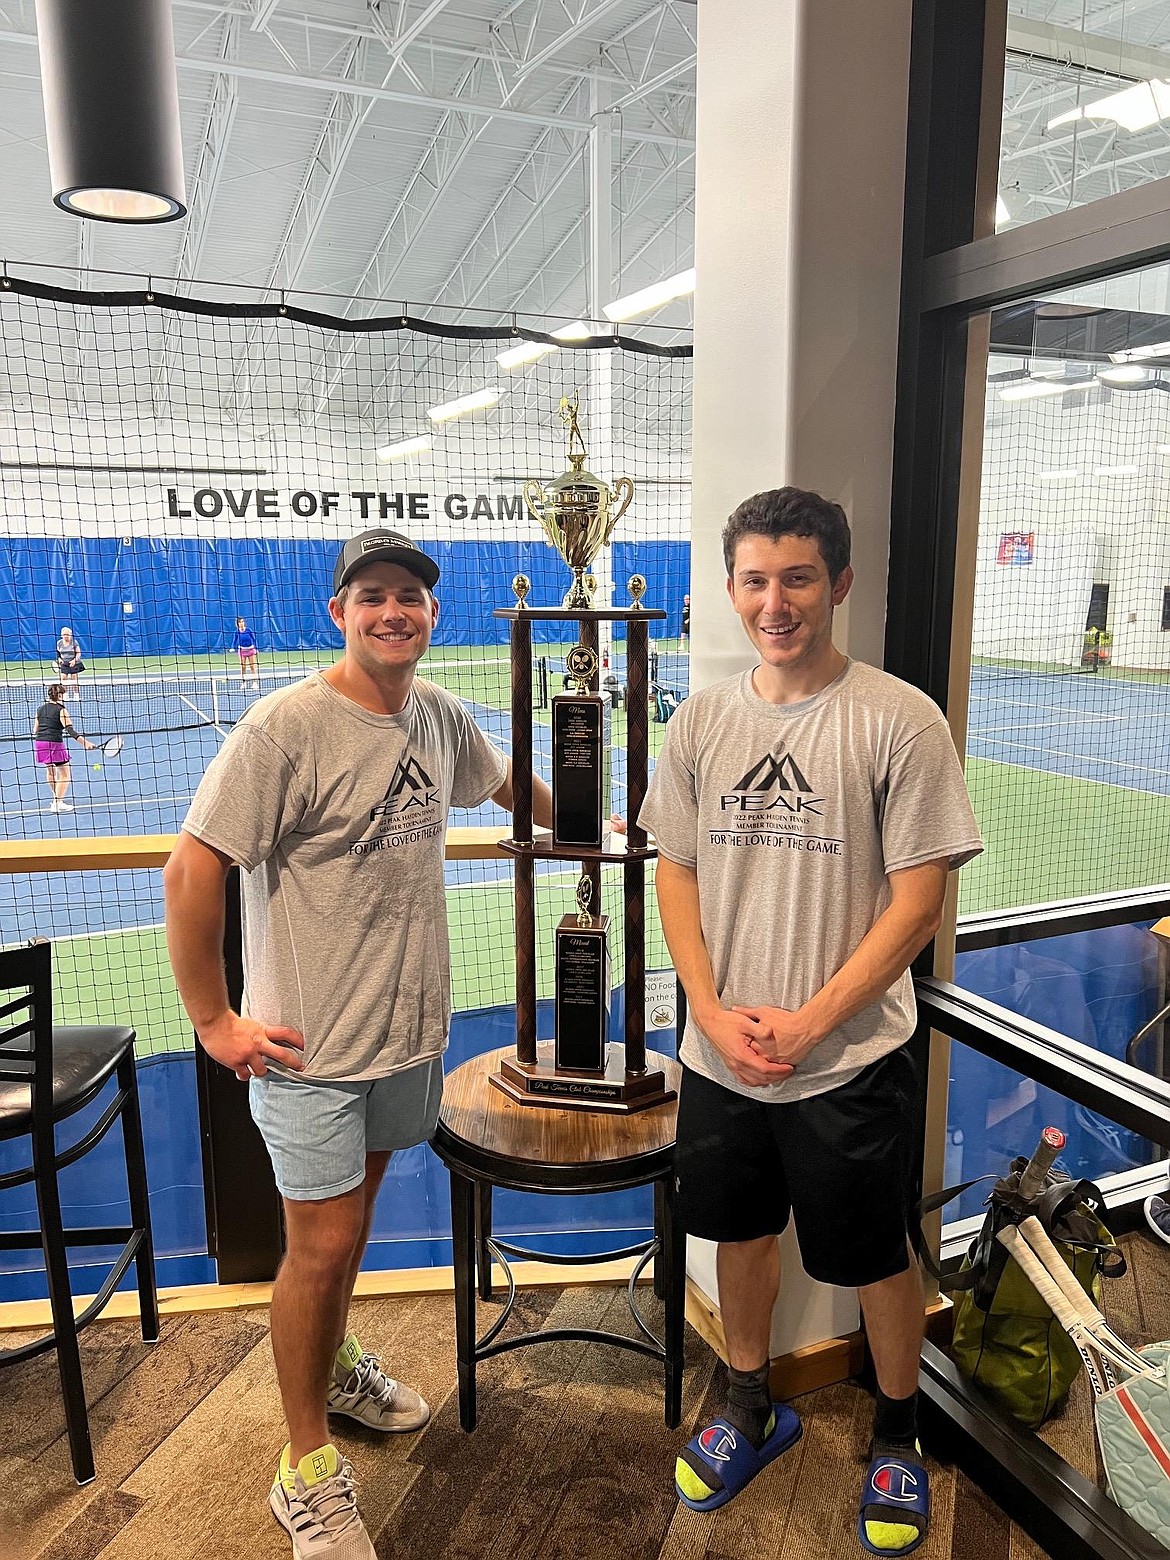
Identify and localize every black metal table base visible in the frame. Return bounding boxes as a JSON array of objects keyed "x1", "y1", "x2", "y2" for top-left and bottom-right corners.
[{"x1": 448, "y1": 1171, "x2": 685, "y2": 1431}]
